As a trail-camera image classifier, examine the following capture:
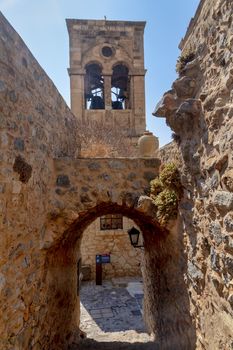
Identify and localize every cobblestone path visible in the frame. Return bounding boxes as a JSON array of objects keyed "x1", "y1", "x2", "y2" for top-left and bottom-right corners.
[{"x1": 75, "y1": 277, "x2": 155, "y2": 349}]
